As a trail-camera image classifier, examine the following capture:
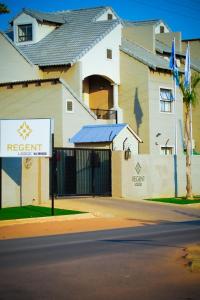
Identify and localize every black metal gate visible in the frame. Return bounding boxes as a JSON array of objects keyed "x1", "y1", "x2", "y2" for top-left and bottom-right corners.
[{"x1": 54, "y1": 148, "x2": 111, "y2": 196}]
